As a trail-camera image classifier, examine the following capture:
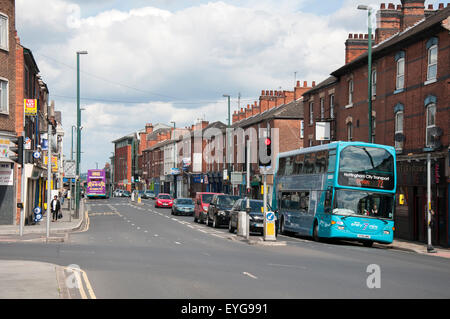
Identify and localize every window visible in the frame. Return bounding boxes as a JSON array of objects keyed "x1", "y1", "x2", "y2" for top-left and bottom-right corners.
[
  {"x1": 371, "y1": 117, "x2": 376, "y2": 143},
  {"x1": 329, "y1": 94, "x2": 335, "y2": 119},
  {"x1": 347, "y1": 122, "x2": 353, "y2": 141},
  {"x1": 300, "y1": 120, "x2": 304, "y2": 139},
  {"x1": 348, "y1": 80, "x2": 353, "y2": 105},
  {"x1": 280, "y1": 192, "x2": 309, "y2": 211},
  {"x1": 0, "y1": 13, "x2": 7, "y2": 51},
  {"x1": 371, "y1": 69, "x2": 377, "y2": 98},
  {"x1": 426, "y1": 103, "x2": 436, "y2": 147},
  {"x1": 0, "y1": 79, "x2": 8, "y2": 114},
  {"x1": 309, "y1": 102, "x2": 314, "y2": 125},
  {"x1": 427, "y1": 45, "x2": 438, "y2": 81},
  {"x1": 396, "y1": 57, "x2": 405, "y2": 90},
  {"x1": 293, "y1": 154, "x2": 304, "y2": 174},
  {"x1": 395, "y1": 111, "x2": 404, "y2": 150},
  {"x1": 320, "y1": 98, "x2": 324, "y2": 120}
]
